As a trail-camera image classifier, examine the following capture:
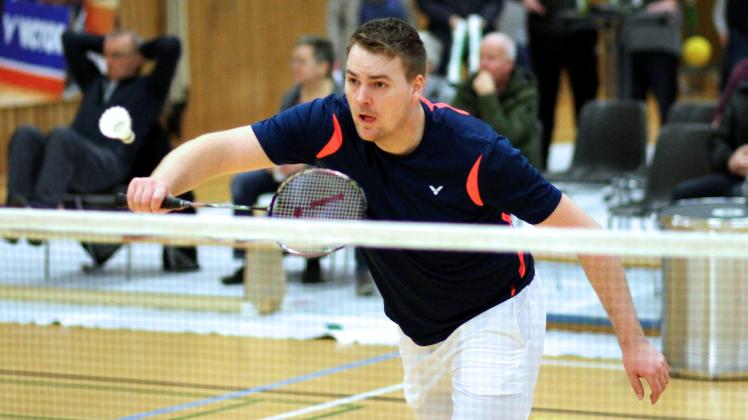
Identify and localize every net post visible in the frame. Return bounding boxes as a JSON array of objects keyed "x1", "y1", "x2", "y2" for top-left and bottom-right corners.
[{"x1": 243, "y1": 242, "x2": 286, "y2": 315}]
